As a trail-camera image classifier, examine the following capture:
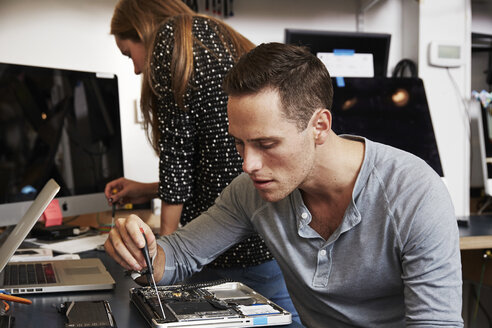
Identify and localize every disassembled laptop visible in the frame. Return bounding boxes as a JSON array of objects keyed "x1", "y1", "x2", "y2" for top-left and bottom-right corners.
[{"x1": 130, "y1": 280, "x2": 291, "y2": 327}]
